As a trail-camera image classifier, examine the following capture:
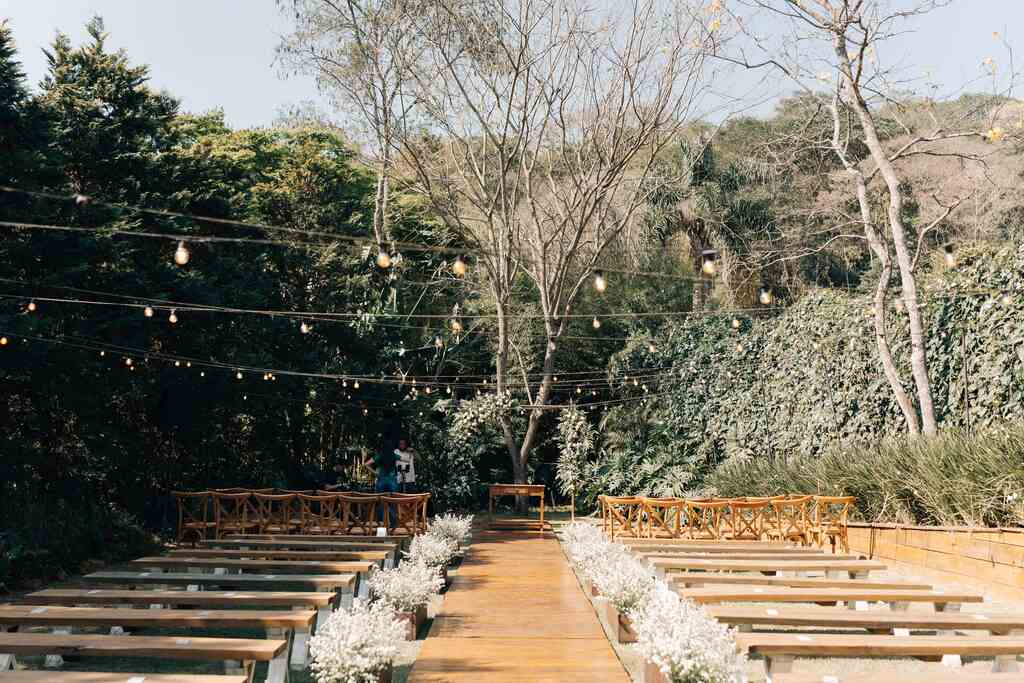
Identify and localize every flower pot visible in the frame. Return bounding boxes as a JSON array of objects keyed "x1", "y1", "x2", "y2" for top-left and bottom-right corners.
[
  {"x1": 601, "y1": 600, "x2": 637, "y2": 644},
  {"x1": 396, "y1": 604, "x2": 428, "y2": 641},
  {"x1": 376, "y1": 664, "x2": 394, "y2": 683},
  {"x1": 439, "y1": 565, "x2": 449, "y2": 585},
  {"x1": 641, "y1": 660, "x2": 670, "y2": 683}
]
